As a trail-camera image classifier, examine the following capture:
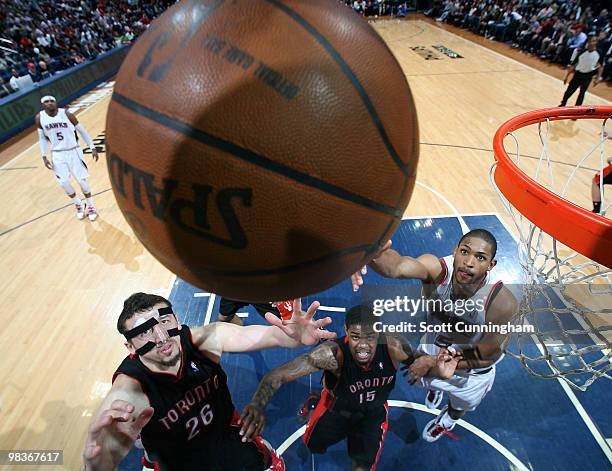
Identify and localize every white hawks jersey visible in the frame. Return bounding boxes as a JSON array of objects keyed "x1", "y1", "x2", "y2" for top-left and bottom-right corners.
[
  {"x1": 423, "y1": 254, "x2": 504, "y2": 352},
  {"x1": 40, "y1": 108, "x2": 78, "y2": 151}
]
